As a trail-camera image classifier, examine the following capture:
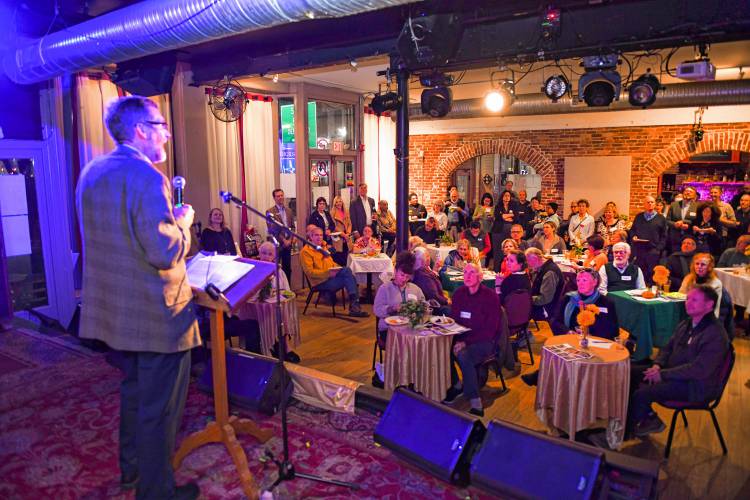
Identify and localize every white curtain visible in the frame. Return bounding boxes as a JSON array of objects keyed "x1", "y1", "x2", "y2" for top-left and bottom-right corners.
[
  {"x1": 240, "y1": 100, "x2": 276, "y2": 239},
  {"x1": 363, "y1": 111, "x2": 396, "y2": 211}
]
